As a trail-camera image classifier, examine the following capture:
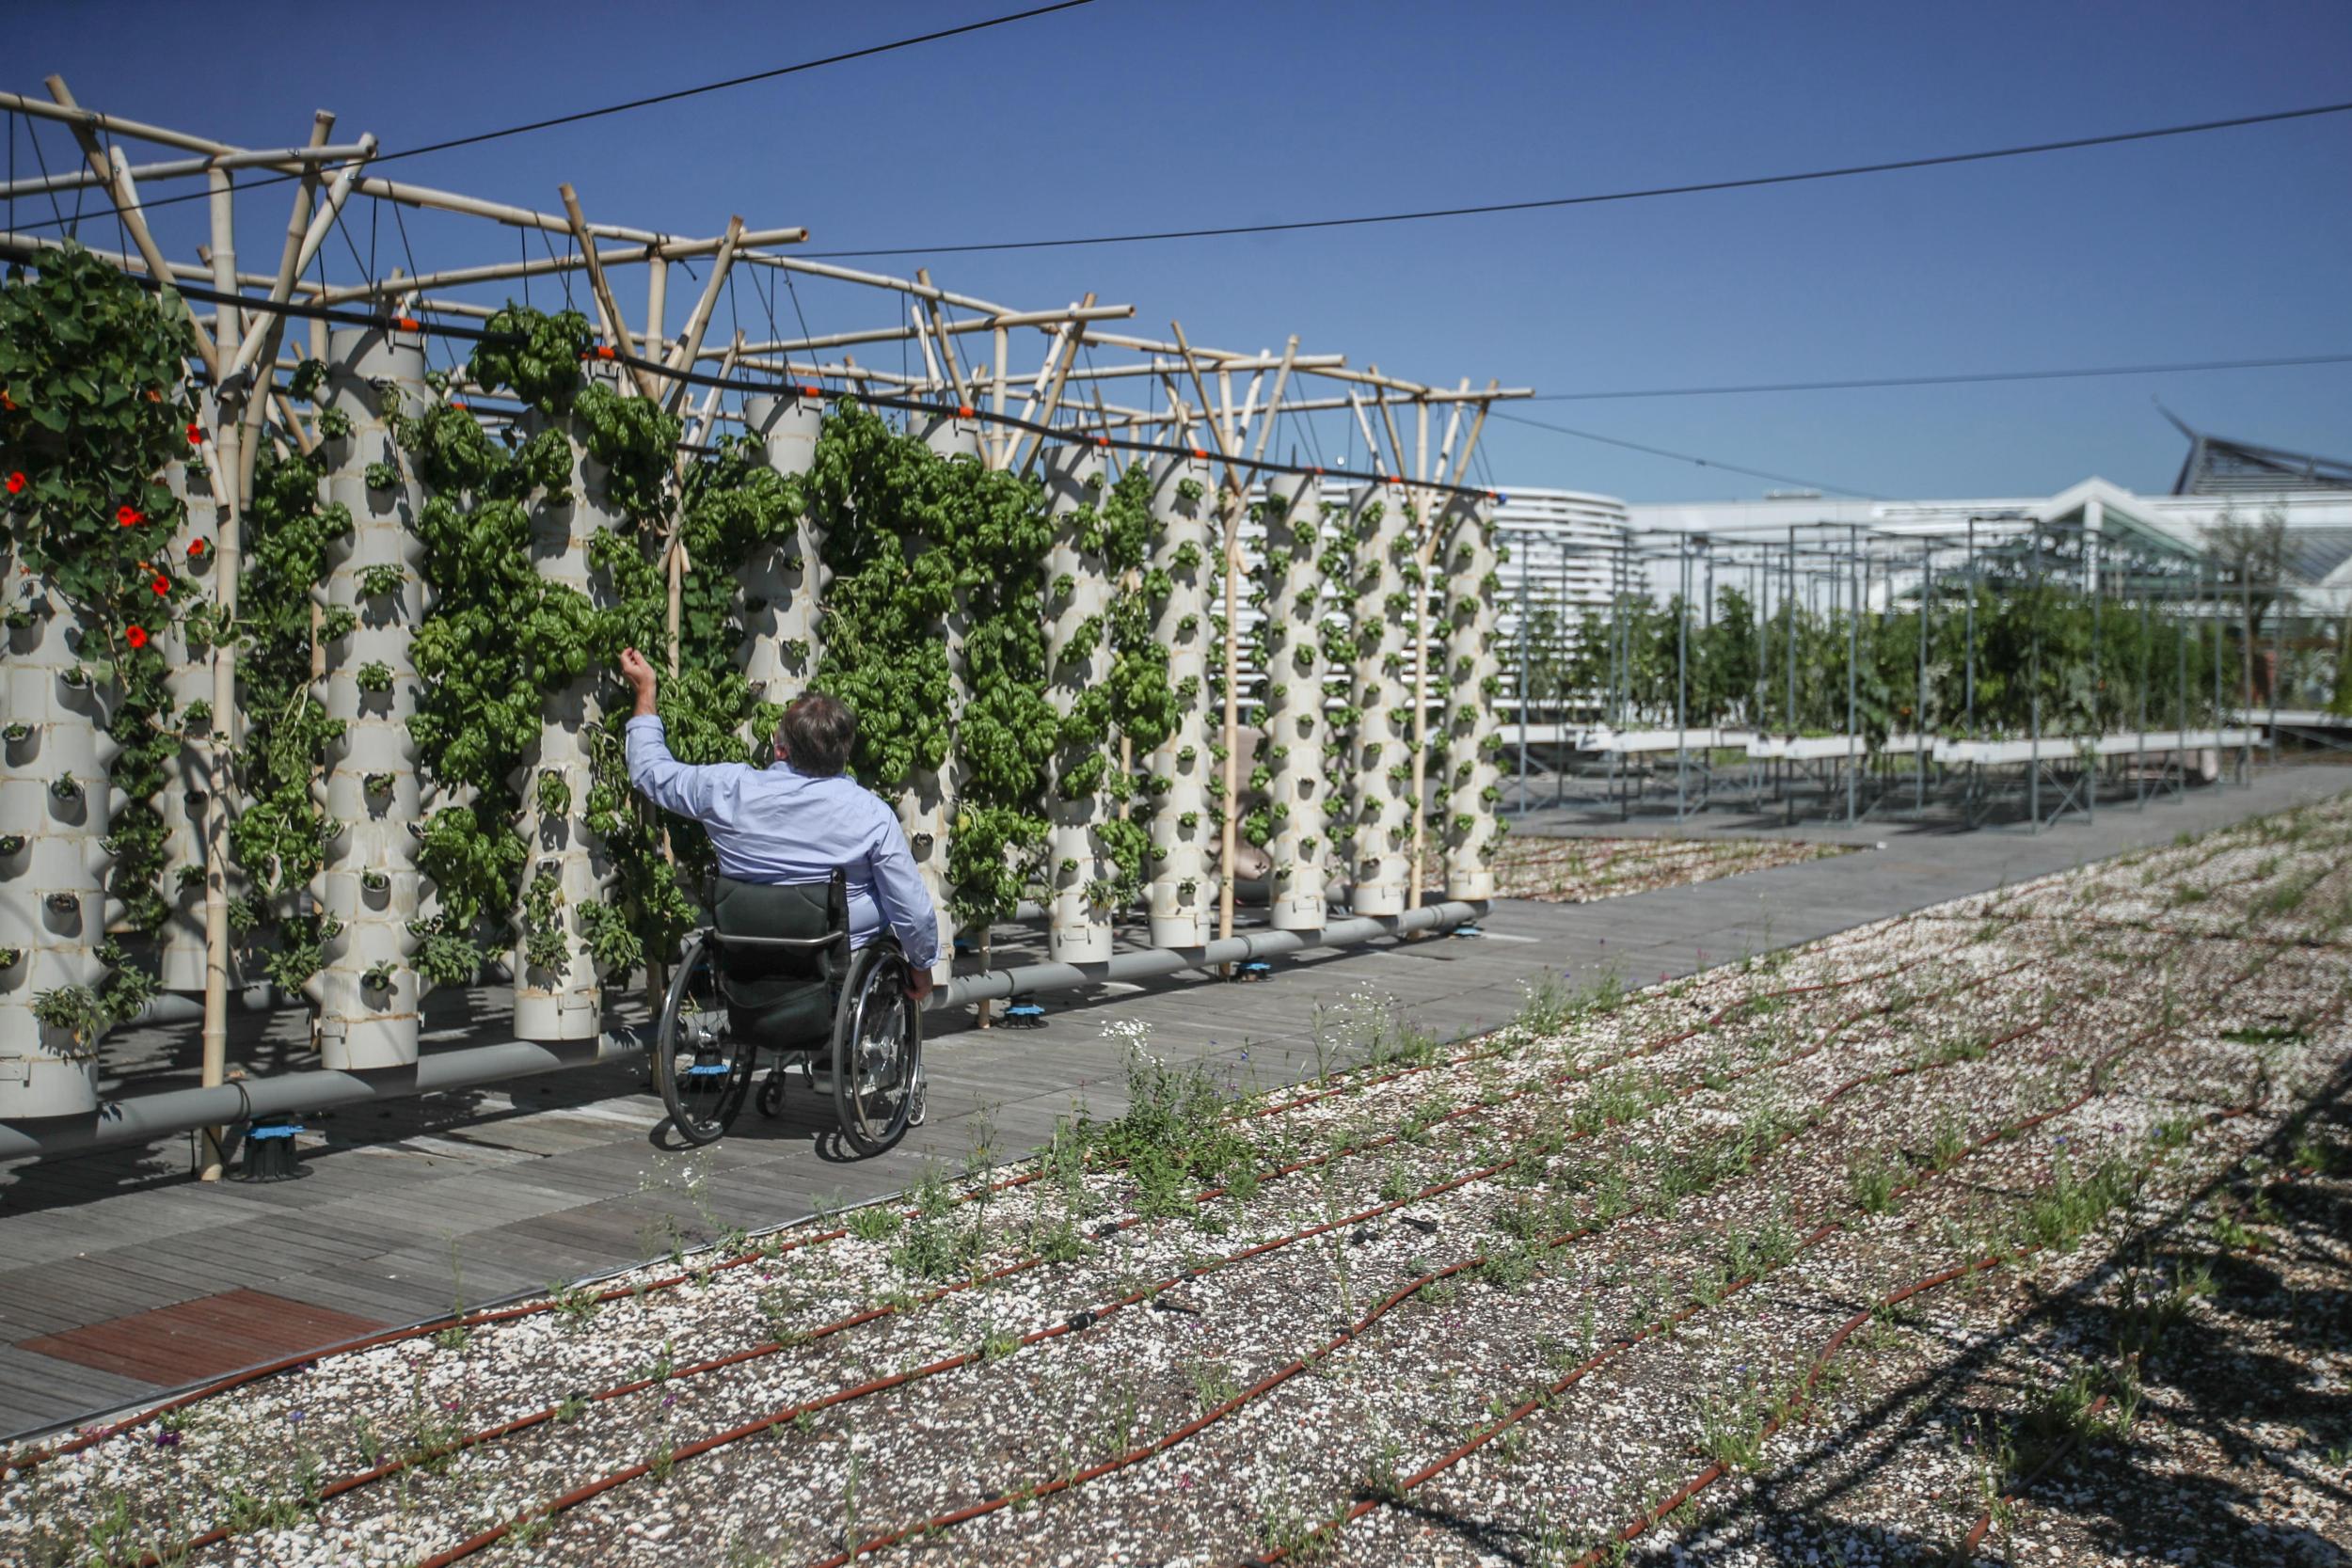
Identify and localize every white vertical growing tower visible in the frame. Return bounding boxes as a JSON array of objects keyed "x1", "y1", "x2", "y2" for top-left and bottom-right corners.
[
  {"x1": 1044, "y1": 444, "x2": 1115, "y2": 962},
  {"x1": 0, "y1": 535, "x2": 119, "y2": 1117},
  {"x1": 900, "y1": 411, "x2": 982, "y2": 976},
  {"x1": 513, "y1": 362, "x2": 625, "y2": 1042},
  {"x1": 1348, "y1": 486, "x2": 1413, "y2": 914},
  {"x1": 739, "y1": 392, "x2": 823, "y2": 708},
  {"x1": 1258, "y1": 472, "x2": 1327, "y2": 930},
  {"x1": 1442, "y1": 496, "x2": 1502, "y2": 899},
  {"x1": 306, "y1": 325, "x2": 428, "y2": 1068},
  {"x1": 156, "y1": 451, "x2": 219, "y2": 992},
  {"x1": 1146, "y1": 452, "x2": 1214, "y2": 946}
]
